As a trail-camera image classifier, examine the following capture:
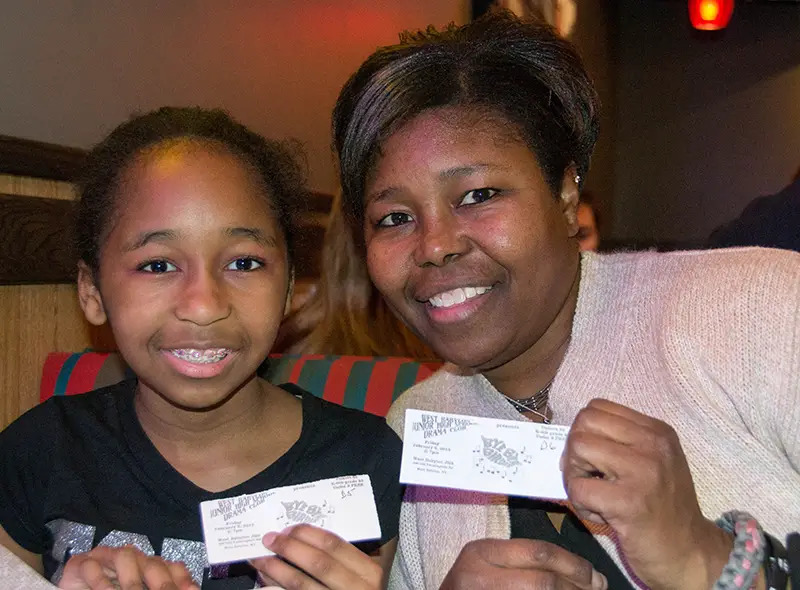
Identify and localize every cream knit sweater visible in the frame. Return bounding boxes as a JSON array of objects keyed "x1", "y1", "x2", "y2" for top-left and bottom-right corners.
[{"x1": 386, "y1": 248, "x2": 800, "y2": 590}]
